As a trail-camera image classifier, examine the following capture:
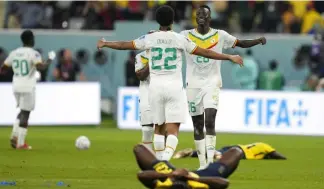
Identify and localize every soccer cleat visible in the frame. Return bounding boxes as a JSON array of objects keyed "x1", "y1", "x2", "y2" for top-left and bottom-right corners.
[
  {"x1": 173, "y1": 148, "x2": 193, "y2": 159},
  {"x1": 16, "y1": 143, "x2": 32, "y2": 150},
  {"x1": 10, "y1": 137, "x2": 17, "y2": 149}
]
